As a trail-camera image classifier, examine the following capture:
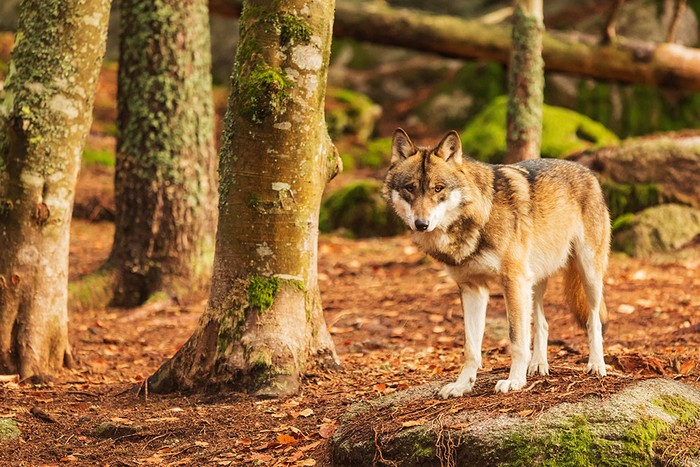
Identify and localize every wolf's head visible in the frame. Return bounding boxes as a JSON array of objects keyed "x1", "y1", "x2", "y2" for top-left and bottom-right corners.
[{"x1": 383, "y1": 129, "x2": 467, "y2": 232}]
